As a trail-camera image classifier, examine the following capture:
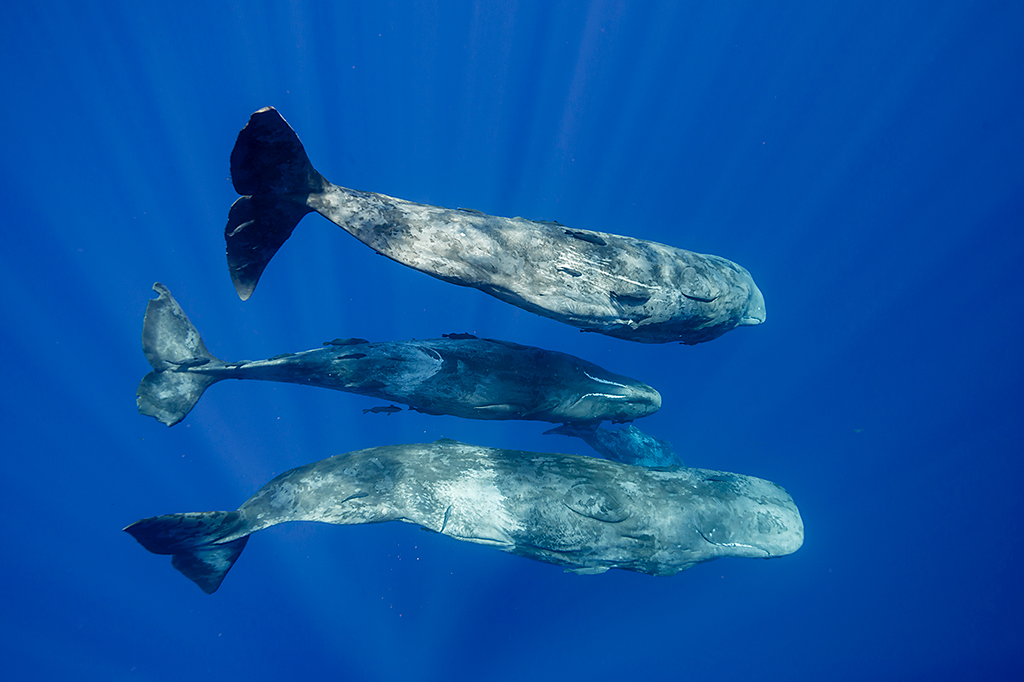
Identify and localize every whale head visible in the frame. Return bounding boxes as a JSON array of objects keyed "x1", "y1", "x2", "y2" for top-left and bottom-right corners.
[
  {"x1": 738, "y1": 281, "x2": 766, "y2": 327},
  {"x1": 691, "y1": 471, "x2": 803, "y2": 560},
  {"x1": 557, "y1": 370, "x2": 662, "y2": 423}
]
